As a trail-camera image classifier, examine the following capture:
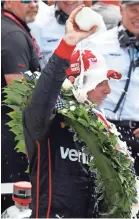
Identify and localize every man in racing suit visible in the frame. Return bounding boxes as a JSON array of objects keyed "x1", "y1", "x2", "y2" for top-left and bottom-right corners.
[
  {"x1": 23, "y1": 5, "x2": 99, "y2": 218},
  {"x1": 22, "y1": 11, "x2": 124, "y2": 218}
]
